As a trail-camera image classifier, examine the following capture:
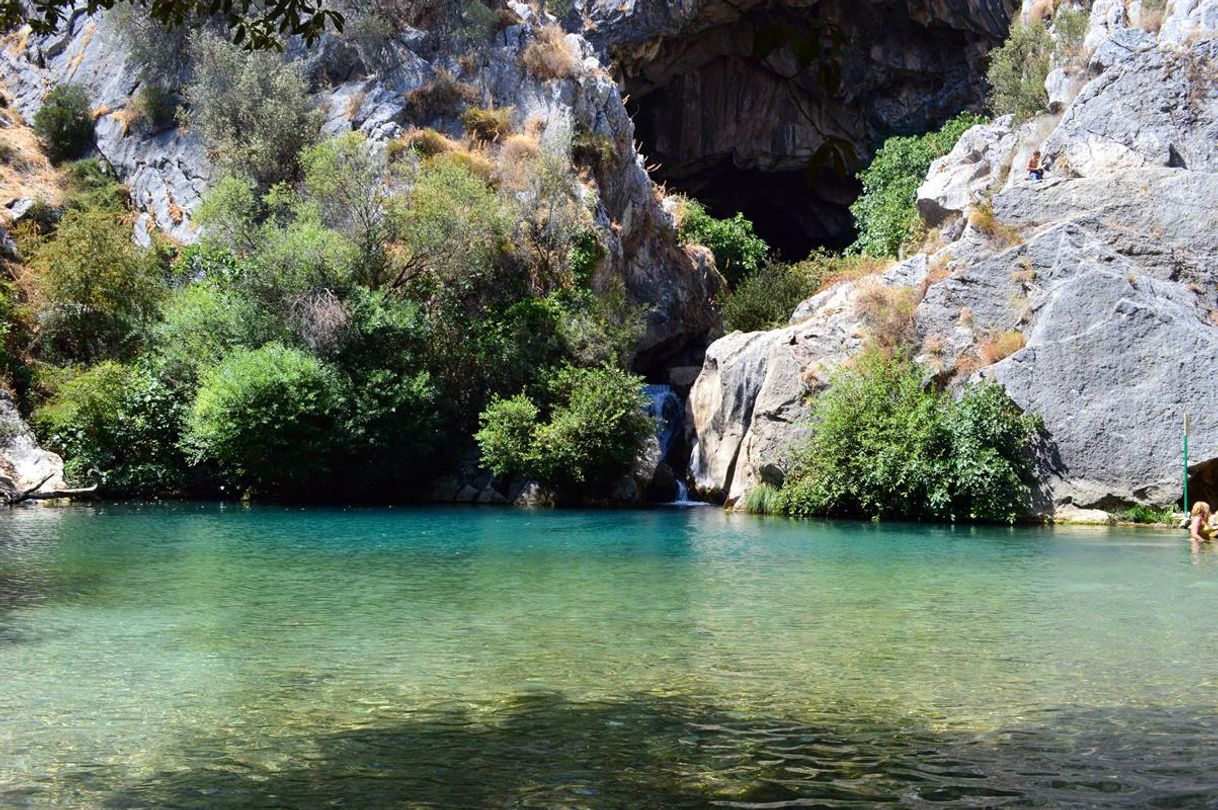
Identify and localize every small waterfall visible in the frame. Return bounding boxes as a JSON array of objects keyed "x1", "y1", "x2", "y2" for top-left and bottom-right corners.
[
  {"x1": 643, "y1": 384, "x2": 706, "y2": 506},
  {"x1": 642, "y1": 384, "x2": 684, "y2": 464}
]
